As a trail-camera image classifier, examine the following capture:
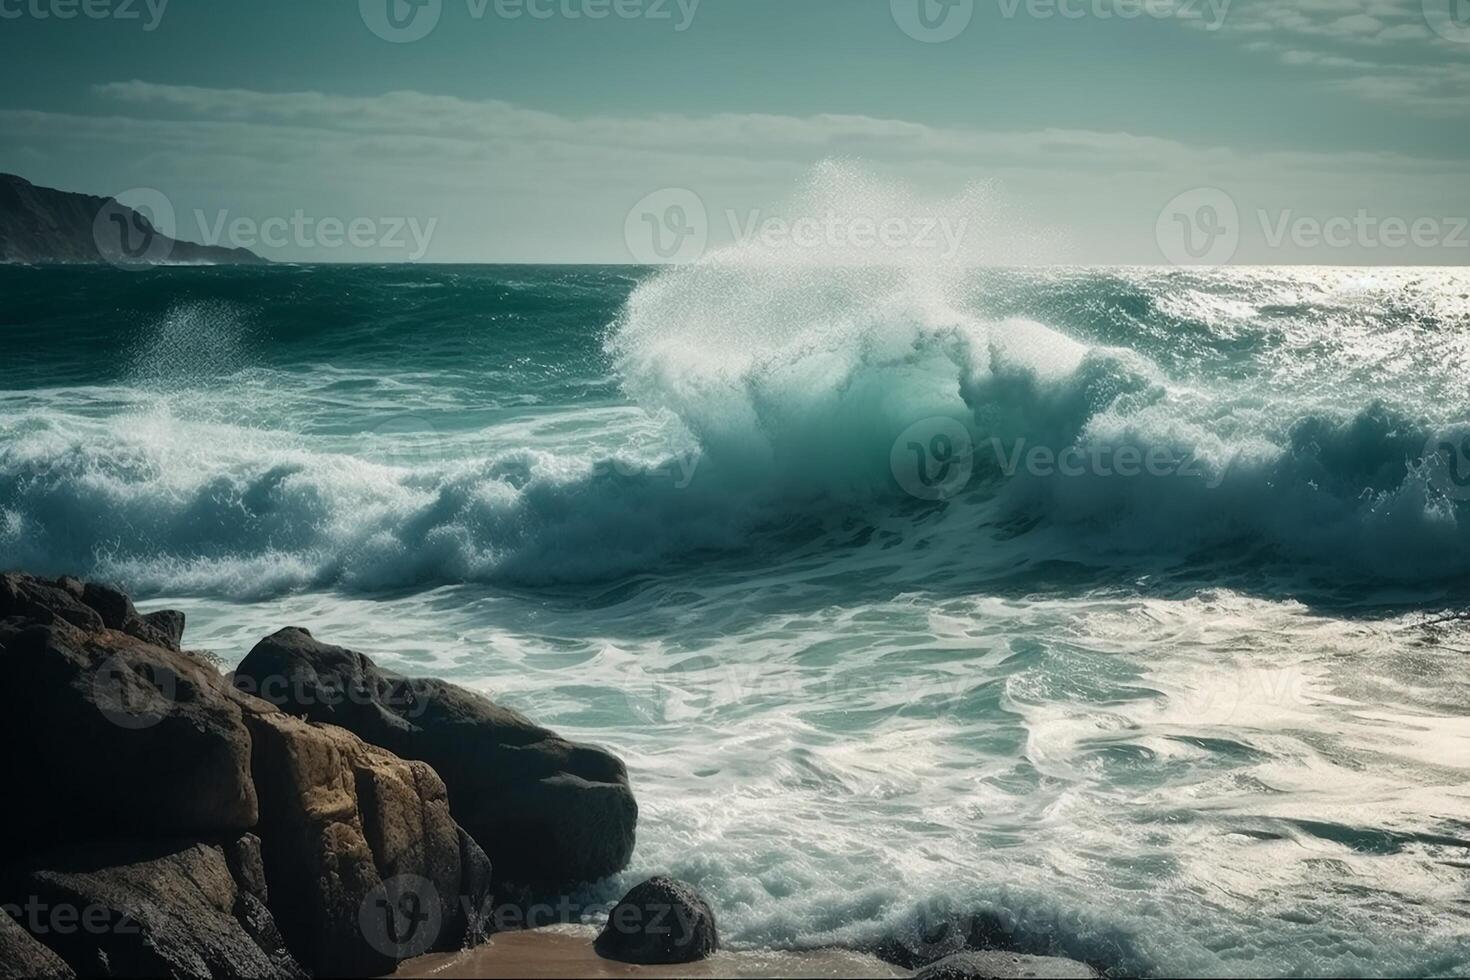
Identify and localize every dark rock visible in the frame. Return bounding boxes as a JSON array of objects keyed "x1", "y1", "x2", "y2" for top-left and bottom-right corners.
[
  {"x1": 875, "y1": 906, "x2": 1116, "y2": 976},
  {"x1": 0, "y1": 574, "x2": 494, "y2": 976},
  {"x1": 81, "y1": 580, "x2": 183, "y2": 651},
  {"x1": 223, "y1": 834, "x2": 270, "y2": 907},
  {"x1": 593, "y1": 877, "x2": 718, "y2": 965},
  {"x1": 0, "y1": 573, "x2": 103, "y2": 632},
  {"x1": 0, "y1": 572, "x2": 186, "y2": 651},
  {"x1": 0, "y1": 619, "x2": 258, "y2": 861},
  {"x1": 0, "y1": 912, "x2": 73, "y2": 979},
  {"x1": 142, "y1": 609, "x2": 187, "y2": 650},
  {"x1": 221, "y1": 836, "x2": 307, "y2": 980},
  {"x1": 454, "y1": 827, "x2": 495, "y2": 946},
  {"x1": 0, "y1": 839, "x2": 304, "y2": 979},
  {"x1": 235, "y1": 627, "x2": 637, "y2": 892},
  {"x1": 915, "y1": 951, "x2": 1099, "y2": 980},
  {"x1": 79, "y1": 581, "x2": 135, "y2": 631},
  {"x1": 243, "y1": 706, "x2": 487, "y2": 976}
]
